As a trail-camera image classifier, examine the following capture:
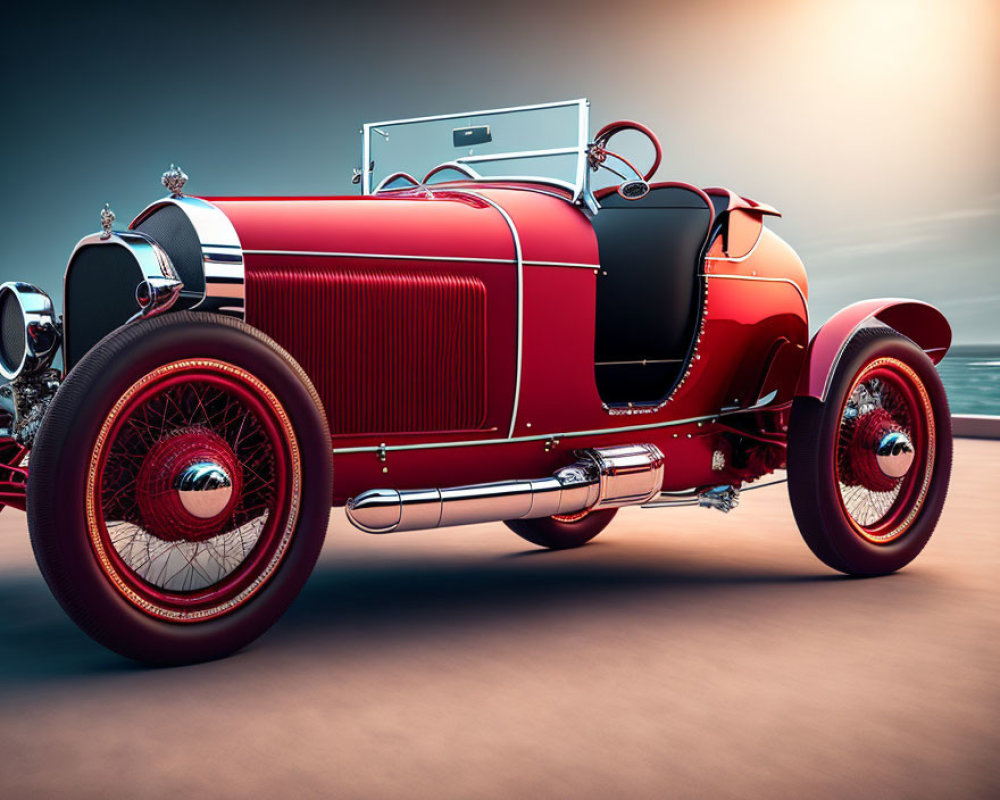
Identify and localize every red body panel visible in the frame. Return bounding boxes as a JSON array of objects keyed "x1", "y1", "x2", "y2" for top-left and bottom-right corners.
[
  {"x1": 210, "y1": 195, "x2": 515, "y2": 261},
  {"x1": 797, "y1": 299, "x2": 952, "y2": 401},
  {"x1": 201, "y1": 184, "x2": 812, "y2": 502}
]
